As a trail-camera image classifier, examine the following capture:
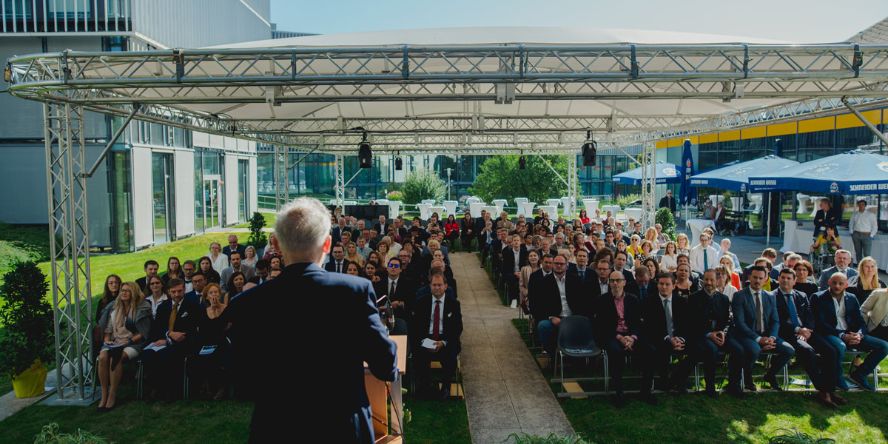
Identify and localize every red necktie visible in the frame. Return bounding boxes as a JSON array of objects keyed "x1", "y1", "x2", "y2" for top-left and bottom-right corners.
[{"x1": 433, "y1": 300, "x2": 441, "y2": 341}]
